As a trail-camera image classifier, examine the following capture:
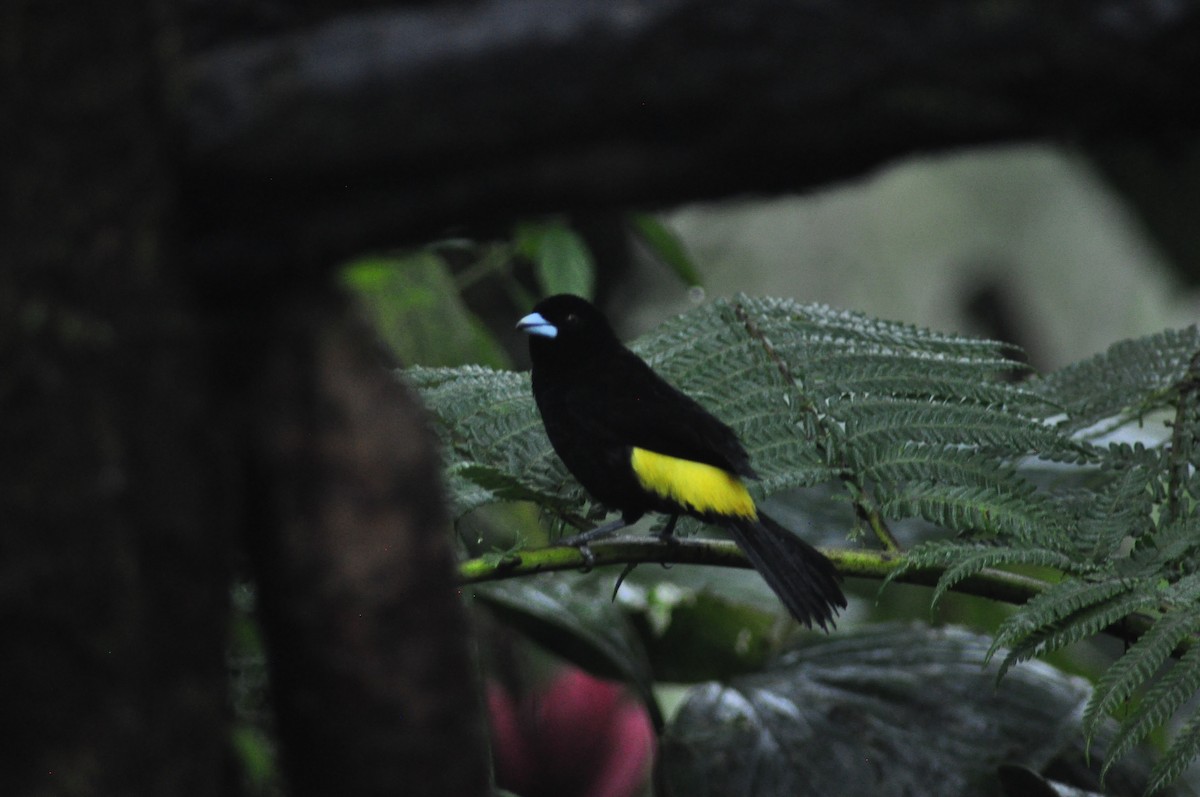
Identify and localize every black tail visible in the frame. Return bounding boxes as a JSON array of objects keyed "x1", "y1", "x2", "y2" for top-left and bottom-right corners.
[{"x1": 725, "y1": 513, "x2": 846, "y2": 631}]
